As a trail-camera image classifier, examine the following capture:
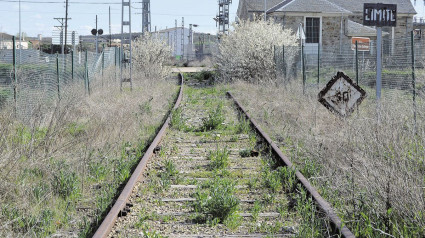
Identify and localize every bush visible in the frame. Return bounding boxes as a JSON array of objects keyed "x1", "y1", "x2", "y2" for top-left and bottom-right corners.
[
  {"x1": 215, "y1": 19, "x2": 297, "y2": 83},
  {"x1": 132, "y1": 33, "x2": 172, "y2": 78}
]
